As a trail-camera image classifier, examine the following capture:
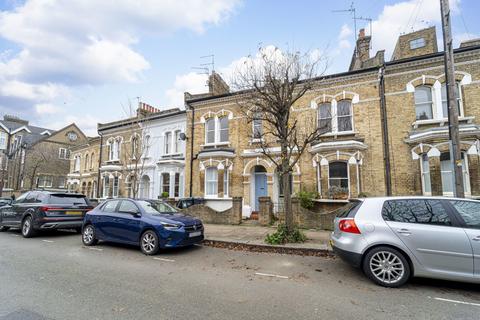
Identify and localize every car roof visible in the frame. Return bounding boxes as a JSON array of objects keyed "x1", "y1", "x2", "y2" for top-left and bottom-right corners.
[{"x1": 360, "y1": 196, "x2": 479, "y2": 202}]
